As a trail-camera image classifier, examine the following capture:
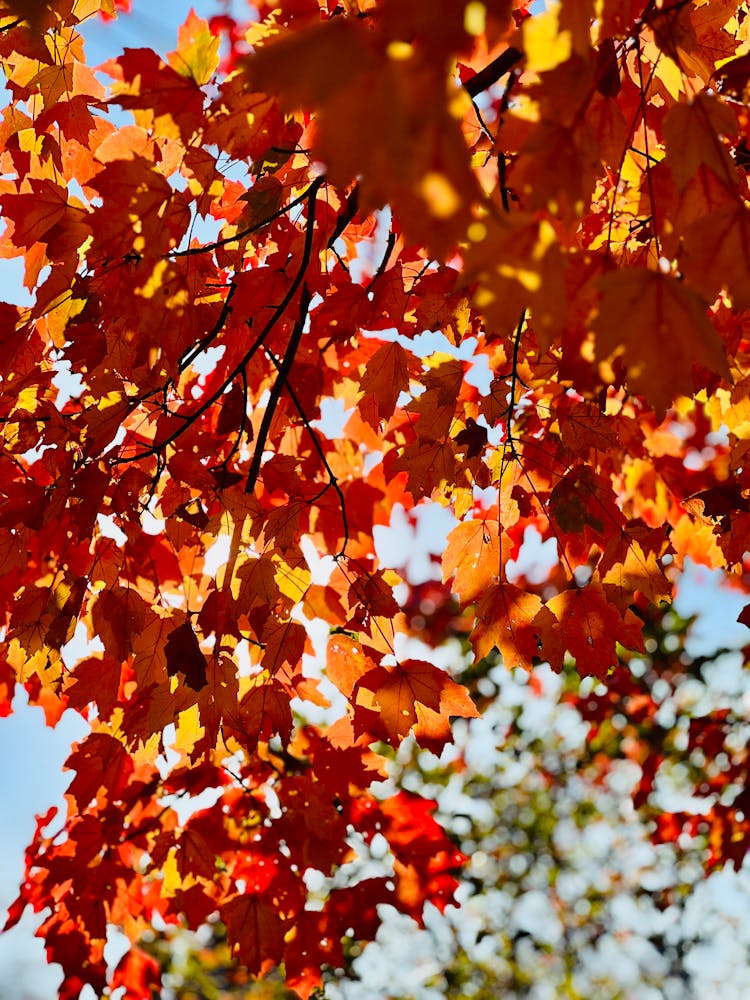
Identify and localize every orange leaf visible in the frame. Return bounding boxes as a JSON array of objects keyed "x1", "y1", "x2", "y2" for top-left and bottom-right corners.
[
  {"x1": 663, "y1": 93, "x2": 736, "y2": 192},
  {"x1": 354, "y1": 659, "x2": 477, "y2": 745},
  {"x1": 442, "y1": 517, "x2": 504, "y2": 602},
  {"x1": 546, "y1": 584, "x2": 644, "y2": 678},
  {"x1": 679, "y1": 187, "x2": 750, "y2": 311},
  {"x1": 471, "y1": 583, "x2": 544, "y2": 669},
  {"x1": 593, "y1": 269, "x2": 730, "y2": 416},
  {"x1": 326, "y1": 634, "x2": 377, "y2": 699}
]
